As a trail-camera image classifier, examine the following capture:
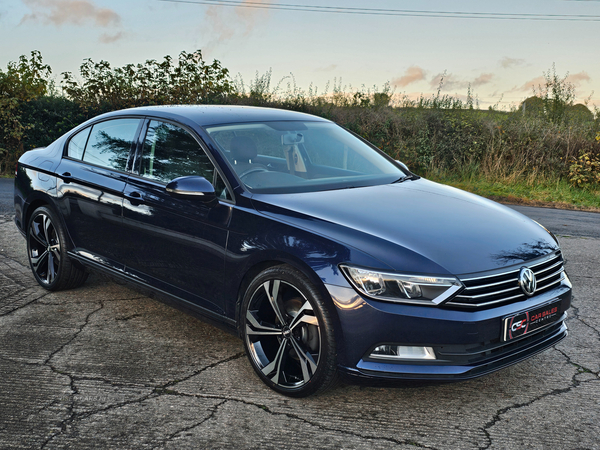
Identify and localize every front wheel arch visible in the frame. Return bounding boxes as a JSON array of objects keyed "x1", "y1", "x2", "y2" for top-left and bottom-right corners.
[
  {"x1": 240, "y1": 264, "x2": 339, "y2": 397},
  {"x1": 234, "y1": 257, "x2": 340, "y2": 338}
]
